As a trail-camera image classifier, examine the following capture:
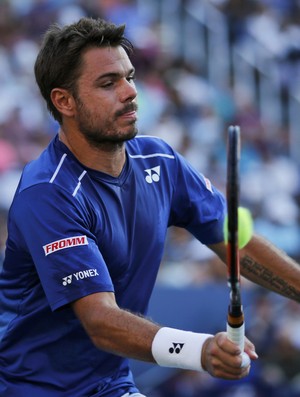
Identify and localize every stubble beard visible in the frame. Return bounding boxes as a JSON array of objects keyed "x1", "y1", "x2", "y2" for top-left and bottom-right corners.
[{"x1": 76, "y1": 100, "x2": 138, "y2": 150}]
